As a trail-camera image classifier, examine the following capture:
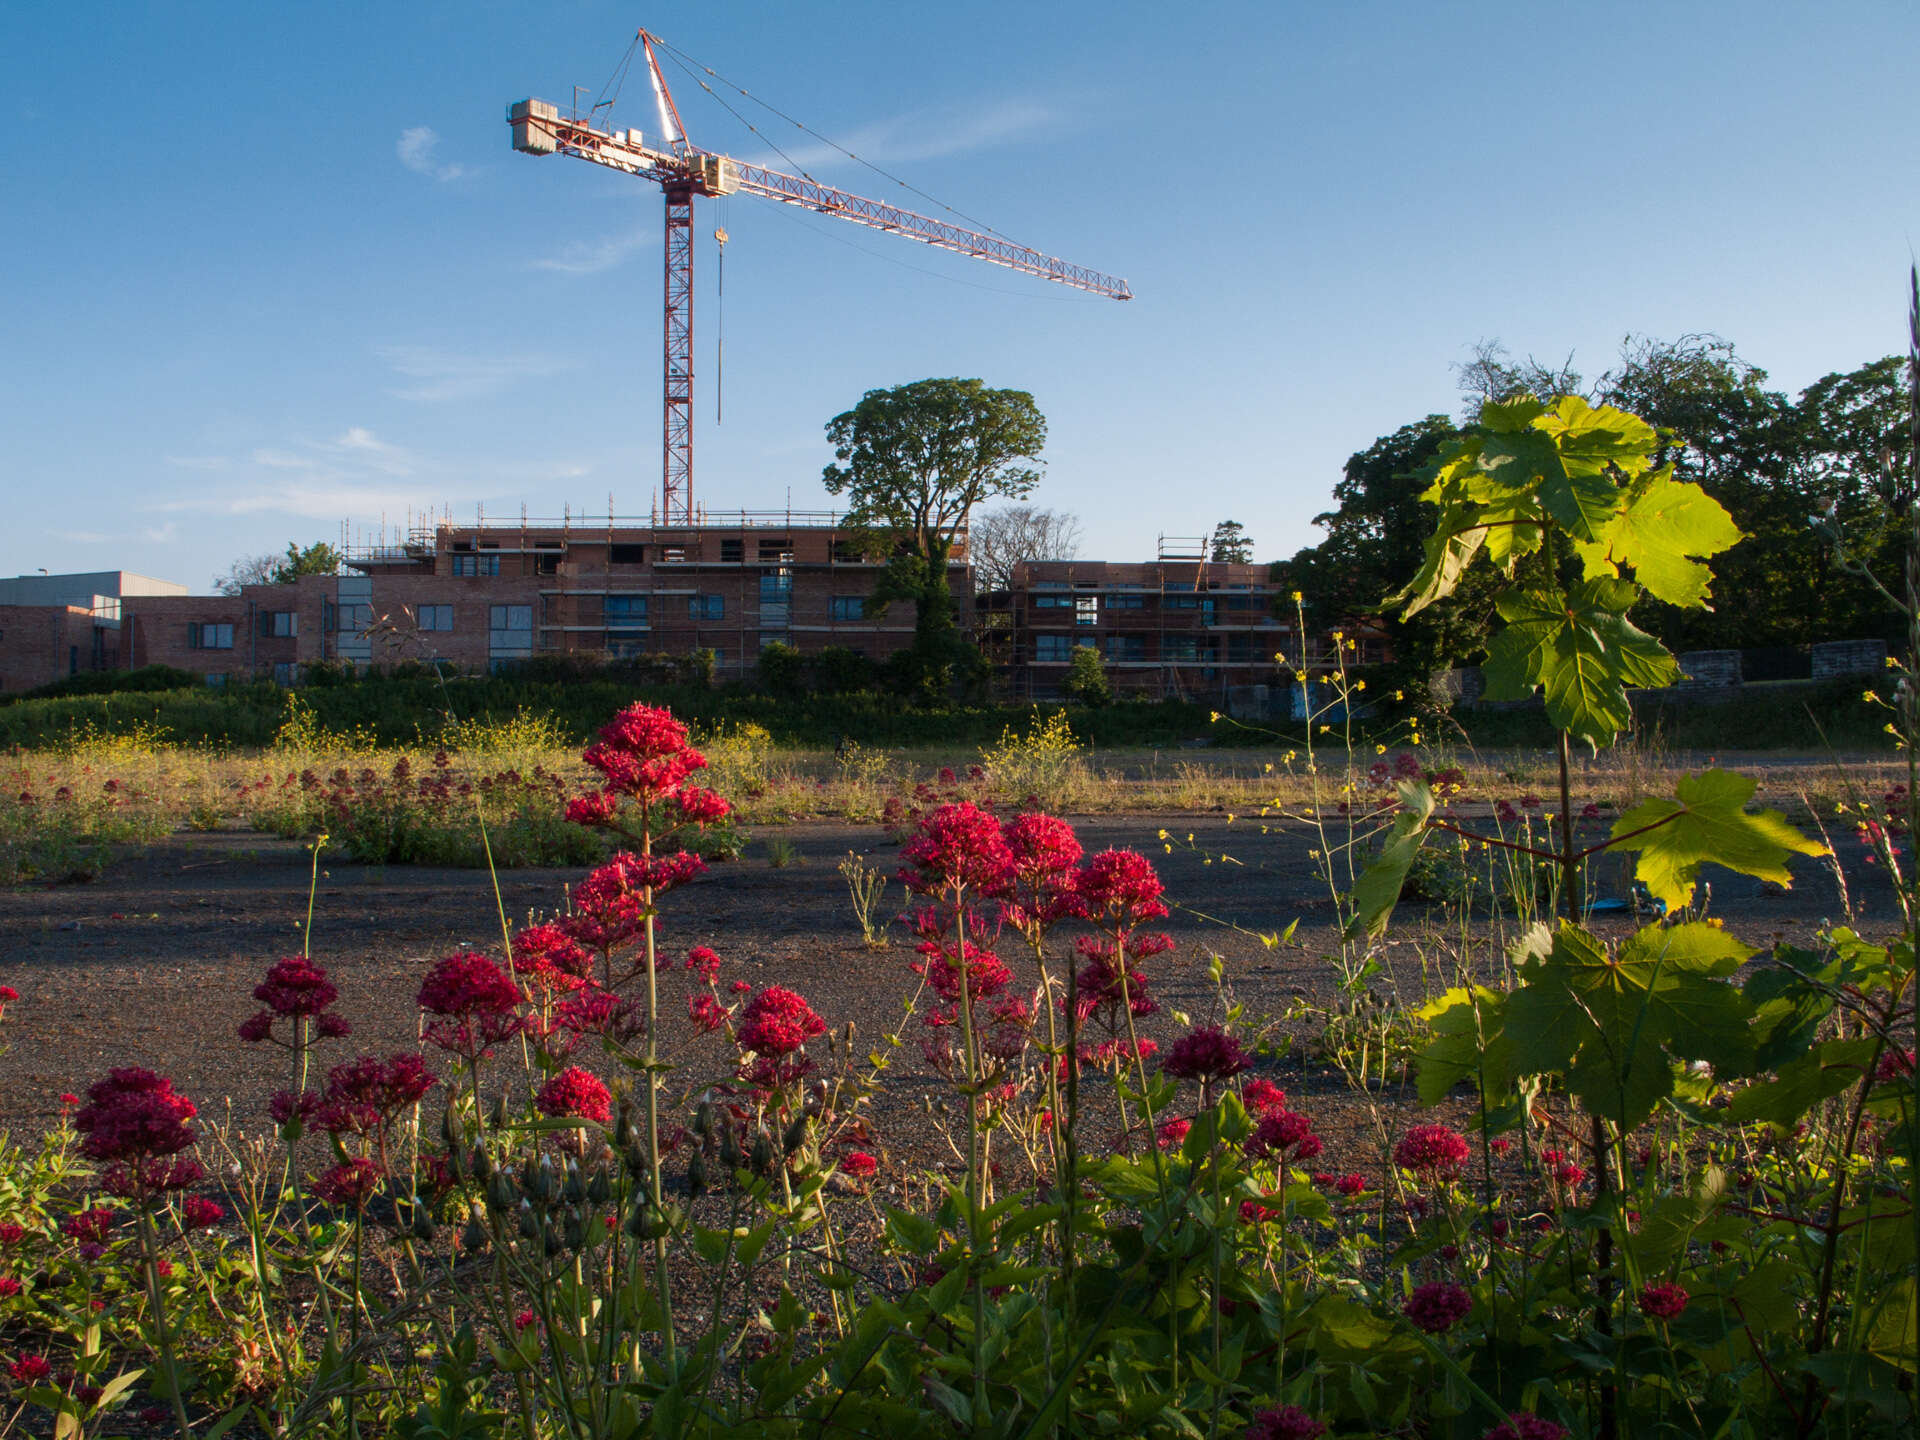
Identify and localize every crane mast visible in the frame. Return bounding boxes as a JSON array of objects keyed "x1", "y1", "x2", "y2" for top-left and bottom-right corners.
[{"x1": 509, "y1": 31, "x2": 1130, "y2": 525}]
